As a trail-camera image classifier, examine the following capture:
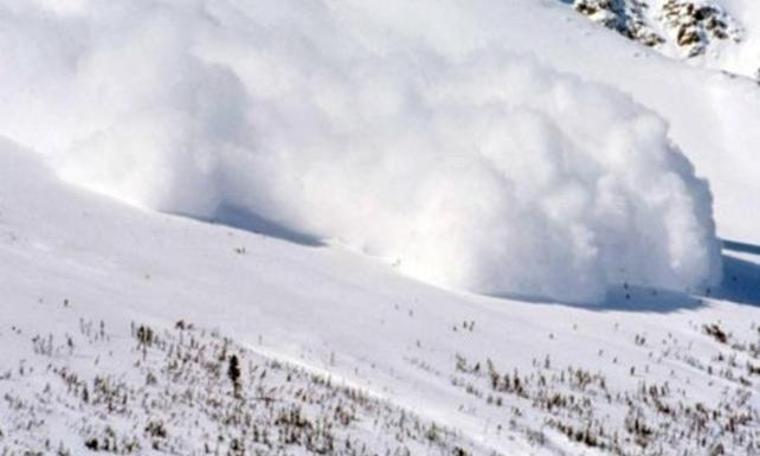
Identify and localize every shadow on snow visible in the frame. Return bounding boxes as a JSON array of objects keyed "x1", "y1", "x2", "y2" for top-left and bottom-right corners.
[
  {"x1": 492, "y1": 239, "x2": 760, "y2": 313},
  {"x1": 595, "y1": 238, "x2": 760, "y2": 312},
  {"x1": 713, "y1": 240, "x2": 760, "y2": 307},
  {"x1": 172, "y1": 204, "x2": 324, "y2": 247}
]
